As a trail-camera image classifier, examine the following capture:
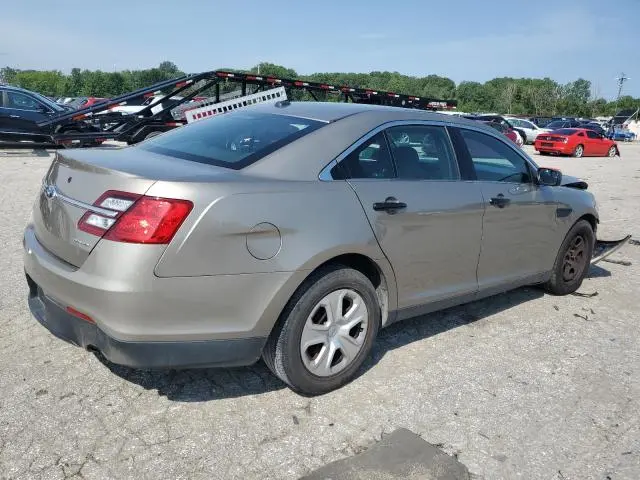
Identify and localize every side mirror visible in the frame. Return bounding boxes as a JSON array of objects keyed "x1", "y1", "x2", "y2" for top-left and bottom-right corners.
[{"x1": 538, "y1": 167, "x2": 562, "y2": 186}]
